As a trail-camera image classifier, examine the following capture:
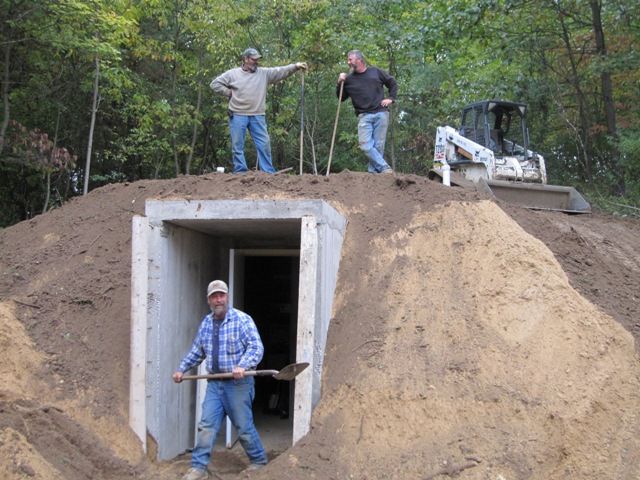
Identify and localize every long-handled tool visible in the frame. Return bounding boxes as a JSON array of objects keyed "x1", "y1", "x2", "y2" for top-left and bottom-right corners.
[
  {"x1": 299, "y1": 71, "x2": 305, "y2": 175},
  {"x1": 180, "y1": 362, "x2": 309, "y2": 382},
  {"x1": 326, "y1": 80, "x2": 344, "y2": 176}
]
